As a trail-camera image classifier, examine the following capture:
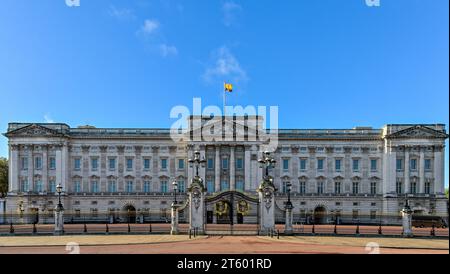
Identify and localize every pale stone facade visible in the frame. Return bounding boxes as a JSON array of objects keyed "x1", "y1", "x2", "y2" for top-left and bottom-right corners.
[{"x1": 2, "y1": 116, "x2": 448, "y2": 225}]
